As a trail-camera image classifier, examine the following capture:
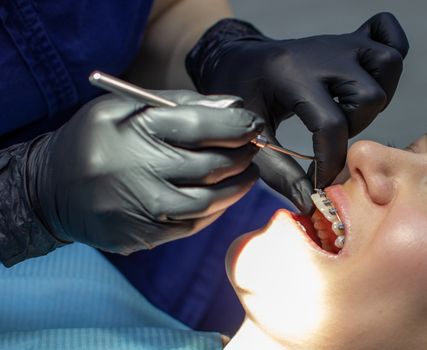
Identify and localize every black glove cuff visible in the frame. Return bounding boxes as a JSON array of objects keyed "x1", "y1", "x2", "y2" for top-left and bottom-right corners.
[
  {"x1": 186, "y1": 18, "x2": 265, "y2": 92},
  {"x1": 0, "y1": 137, "x2": 68, "y2": 267}
]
